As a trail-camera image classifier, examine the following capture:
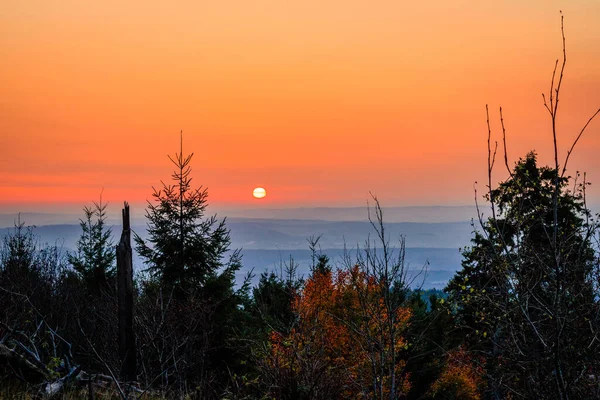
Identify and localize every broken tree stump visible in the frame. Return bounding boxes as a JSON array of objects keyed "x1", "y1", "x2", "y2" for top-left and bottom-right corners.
[{"x1": 117, "y1": 202, "x2": 136, "y2": 382}]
